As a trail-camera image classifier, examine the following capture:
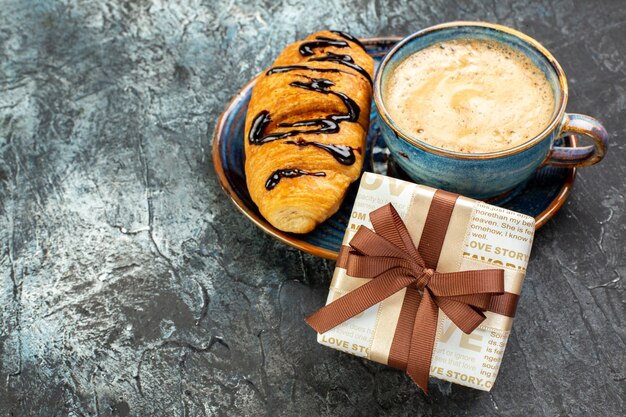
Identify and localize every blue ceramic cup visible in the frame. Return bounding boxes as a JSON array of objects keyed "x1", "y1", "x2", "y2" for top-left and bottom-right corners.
[{"x1": 374, "y1": 22, "x2": 608, "y2": 199}]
